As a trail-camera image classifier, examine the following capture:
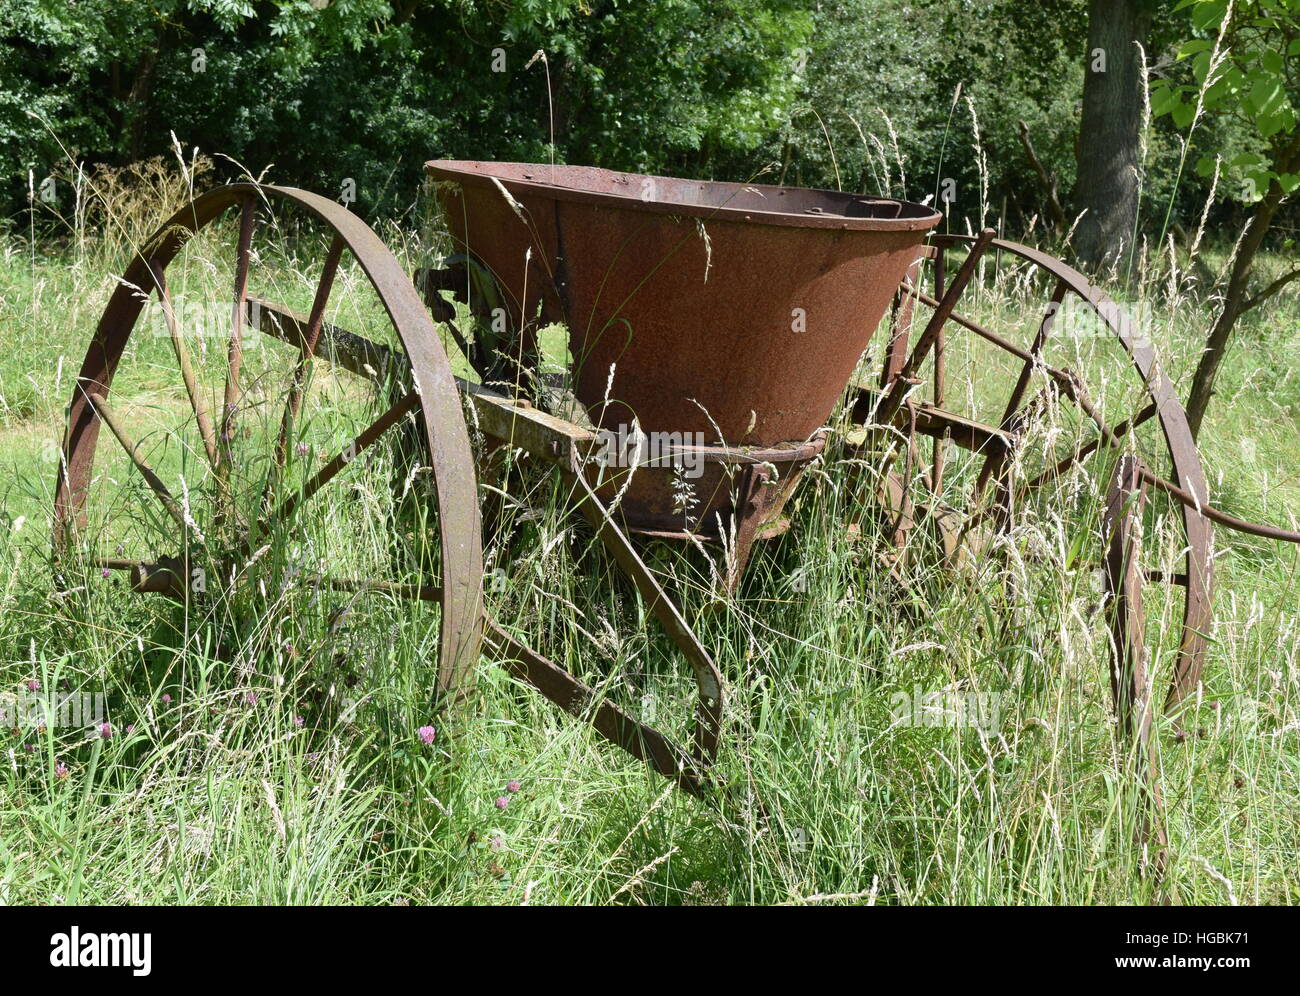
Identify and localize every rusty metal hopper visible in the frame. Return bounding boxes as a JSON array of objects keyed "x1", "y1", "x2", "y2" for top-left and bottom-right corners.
[{"x1": 426, "y1": 161, "x2": 941, "y2": 447}]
